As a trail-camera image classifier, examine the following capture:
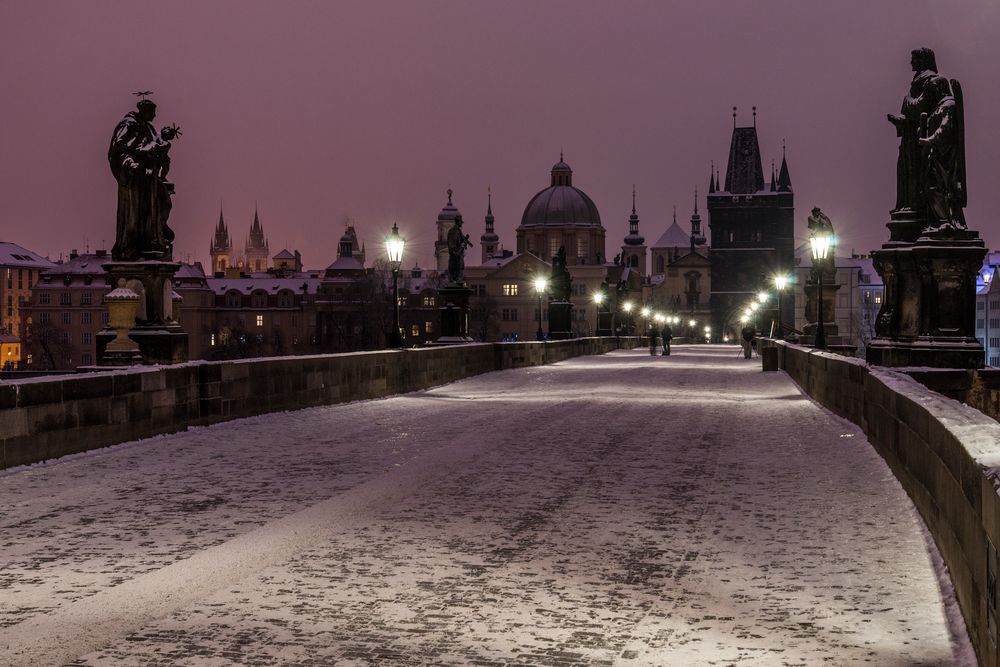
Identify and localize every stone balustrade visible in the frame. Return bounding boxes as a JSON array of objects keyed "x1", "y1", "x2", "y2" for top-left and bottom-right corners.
[
  {"x1": 0, "y1": 337, "x2": 640, "y2": 471},
  {"x1": 766, "y1": 340, "x2": 1000, "y2": 667}
]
